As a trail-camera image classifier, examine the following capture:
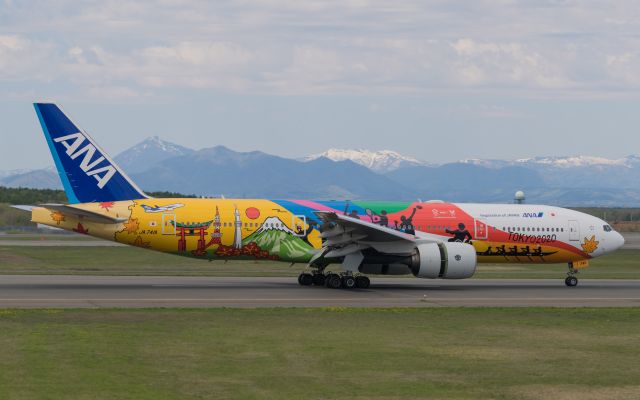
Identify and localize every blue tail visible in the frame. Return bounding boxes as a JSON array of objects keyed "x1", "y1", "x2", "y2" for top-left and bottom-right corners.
[{"x1": 34, "y1": 103, "x2": 148, "y2": 204}]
